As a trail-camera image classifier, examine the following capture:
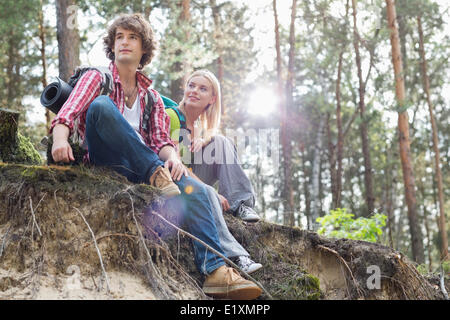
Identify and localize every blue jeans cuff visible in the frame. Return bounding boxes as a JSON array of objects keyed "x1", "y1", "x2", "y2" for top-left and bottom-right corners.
[{"x1": 205, "y1": 261, "x2": 226, "y2": 276}]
